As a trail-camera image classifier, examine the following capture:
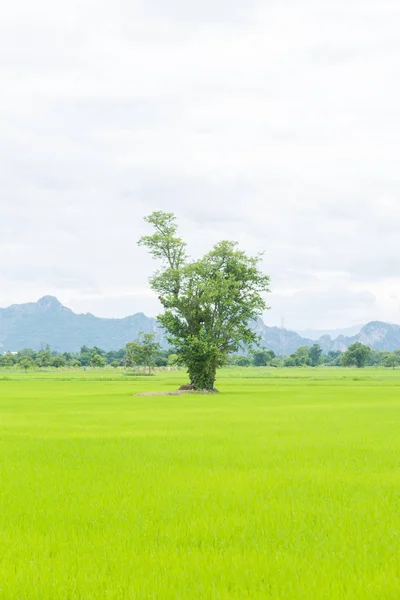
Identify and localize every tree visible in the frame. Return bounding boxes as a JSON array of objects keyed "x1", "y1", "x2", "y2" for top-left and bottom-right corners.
[
  {"x1": 367, "y1": 349, "x2": 382, "y2": 366},
  {"x1": 252, "y1": 349, "x2": 275, "y2": 367},
  {"x1": 236, "y1": 356, "x2": 252, "y2": 367},
  {"x1": 35, "y1": 348, "x2": 52, "y2": 367},
  {"x1": 341, "y1": 342, "x2": 371, "y2": 368},
  {"x1": 322, "y1": 350, "x2": 342, "y2": 366},
  {"x1": 90, "y1": 354, "x2": 106, "y2": 368},
  {"x1": 52, "y1": 355, "x2": 66, "y2": 369},
  {"x1": 309, "y1": 344, "x2": 322, "y2": 367},
  {"x1": 381, "y1": 352, "x2": 400, "y2": 369},
  {"x1": 284, "y1": 355, "x2": 297, "y2": 367},
  {"x1": 167, "y1": 353, "x2": 179, "y2": 366},
  {"x1": 138, "y1": 212, "x2": 270, "y2": 390},
  {"x1": 285, "y1": 345, "x2": 311, "y2": 367},
  {"x1": 19, "y1": 357, "x2": 34, "y2": 371},
  {"x1": 0, "y1": 353, "x2": 16, "y2": 367},
  {"x1": 270, "y1": 357, "x2": 282, "y2": 368},
  {"x1": 126, "y1": 332, "x2": 161, "y2": 374}
]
